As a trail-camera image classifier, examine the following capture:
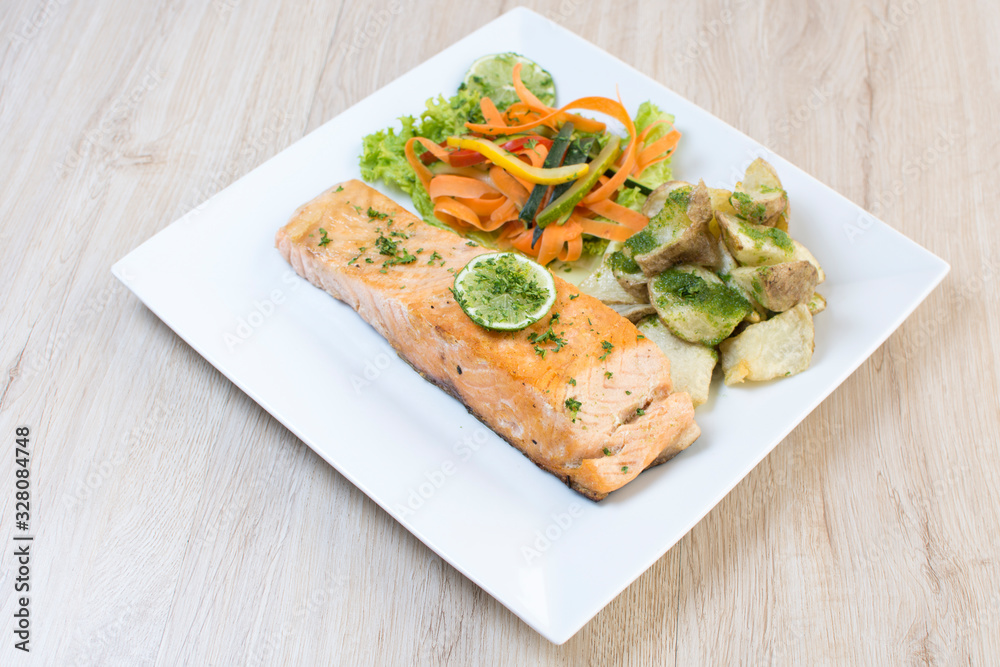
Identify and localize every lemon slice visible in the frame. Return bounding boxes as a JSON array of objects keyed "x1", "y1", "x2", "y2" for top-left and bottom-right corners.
[
  {"x1": 460, "y1": 53, "x2": 556, "y2": 110},
  {"x1": 453, "y1": 252, "x2": 557, "y2": 331}
]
